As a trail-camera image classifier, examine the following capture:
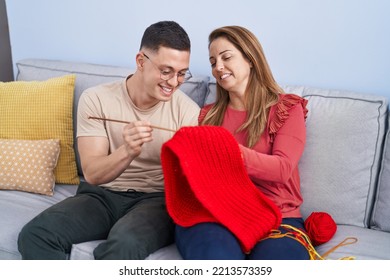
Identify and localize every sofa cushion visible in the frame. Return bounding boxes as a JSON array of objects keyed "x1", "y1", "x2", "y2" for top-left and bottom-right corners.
[
  {"x1": 70, "y1": 240, "x2": 182, "y2": 260},
  {"x1": 316, "y1": 225, "x2": 390, "y2": 260},
  {"x1": 16, "y1": 59, "x2": 208, "y2": 176},
  {"x1": 299, "y1": 88, "x2": 388, "y2": 228},
  {"x1": 0, "y1": 139, "x2": 60, "y2": 195},
  {"x1": 179, "y1": 75, "x2": 210, "y2": 107},
  {"x1": 0, "y1": 184, "x2": 78, "y2": 259},
  {"x1": 16, "y1": 59, "x2": 132, "y2": 177},
  {"x1": 0, "y1": 75, "x2": 79, "y2": 185},
  {"x1": 370, "y1": 115, "x2": 390, "y2": 232}
]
